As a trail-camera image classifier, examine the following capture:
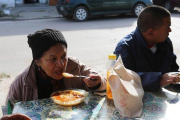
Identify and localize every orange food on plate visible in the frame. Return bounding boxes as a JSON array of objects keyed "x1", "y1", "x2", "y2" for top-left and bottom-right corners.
[
  {"x1": 51, "y1": 91, "x2": 84, "y2": 102},
  {"x1": 51, "y1": 90, "x2": 87, "y2": 106}
]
